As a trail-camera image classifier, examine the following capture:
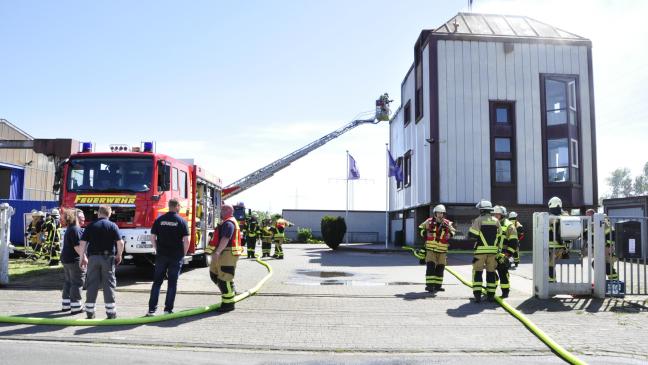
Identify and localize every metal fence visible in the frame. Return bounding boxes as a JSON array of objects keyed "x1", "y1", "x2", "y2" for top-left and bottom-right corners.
[{"x1": 607, "y1": 216, "x2": 647, "y2": 295}]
